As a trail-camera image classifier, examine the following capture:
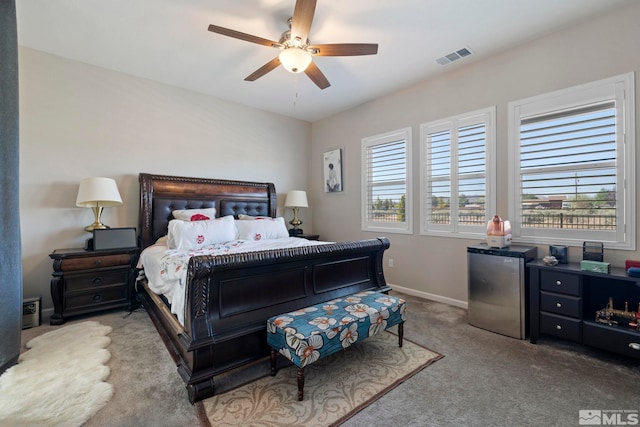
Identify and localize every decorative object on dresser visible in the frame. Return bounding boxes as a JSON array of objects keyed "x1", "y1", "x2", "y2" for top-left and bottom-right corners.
[
  {"x1": 49, "y1": 247, "x2": 139, "y2": 325},
  {"x1": 92, "y1": 227, "x2": 138, "y2": 251},
  {"x1": 76, "y1": 177, "x2": 123, "y2": 232},
  {"x1": 284, "y1": 189, "x2": 308, "y2": 235},
  {"x1": 549, "y1": 245, "x2": 568, "y2": 264},
  {"x1": 529, "y1": 260, "x2": 640, "y2": 360}
]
